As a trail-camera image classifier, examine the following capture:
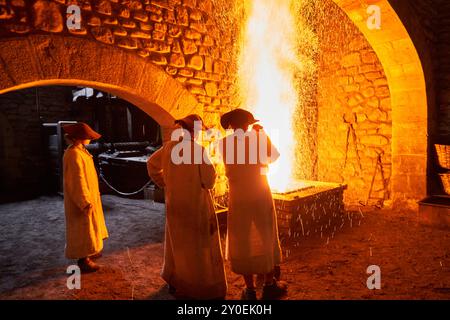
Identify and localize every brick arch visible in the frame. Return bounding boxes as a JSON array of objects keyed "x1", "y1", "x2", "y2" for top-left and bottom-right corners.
[
  {"x1": 332, "y1": 0, "x2": 428, "y2": 207},
  {"x1": 0, "y1": 35, "x2": 200, "y2": 139}
]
